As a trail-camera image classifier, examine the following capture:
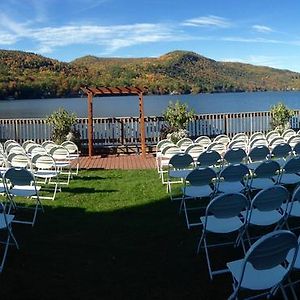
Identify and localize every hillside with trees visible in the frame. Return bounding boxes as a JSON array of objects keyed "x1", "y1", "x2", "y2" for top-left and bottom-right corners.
[{"x1": 1, "y1": 49, "x2": 300, "y2": 99}]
